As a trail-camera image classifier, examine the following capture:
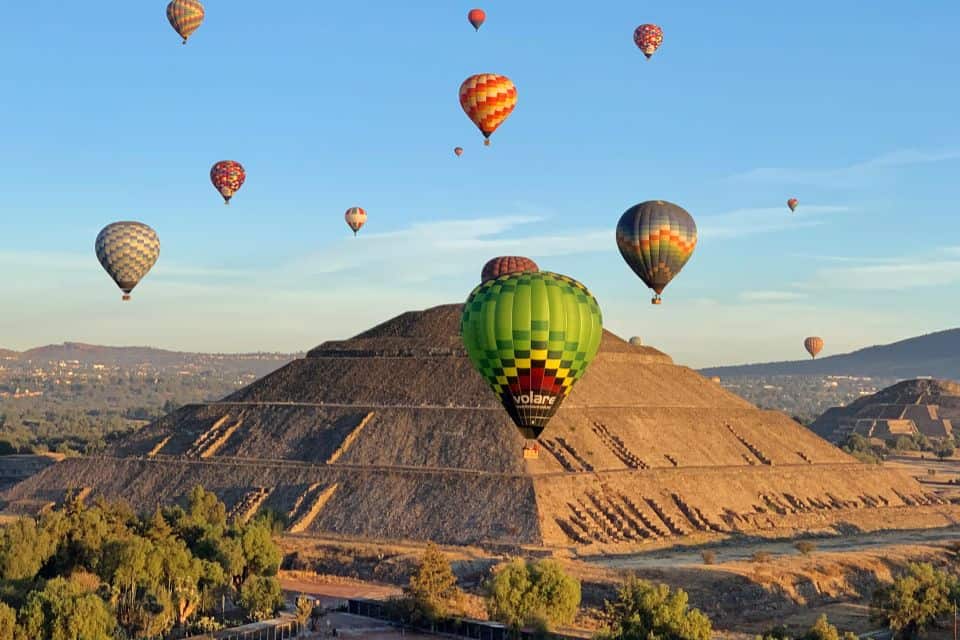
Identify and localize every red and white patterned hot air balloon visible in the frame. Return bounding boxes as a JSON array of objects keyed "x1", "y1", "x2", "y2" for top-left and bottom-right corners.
[
  {"x1": 345, "y1": 207, "x2": 367, "y2": 236},
  {"x1": 210, "y1": 161, "x2": 246, "y2": 205},
  {"x1": 634, "y1": 24, "x2": 664, "y2": 59}
]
